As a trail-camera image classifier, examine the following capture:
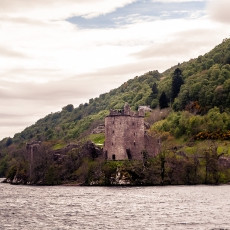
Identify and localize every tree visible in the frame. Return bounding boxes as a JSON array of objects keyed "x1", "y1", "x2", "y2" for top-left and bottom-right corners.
[
  {"x1": 62, "y1": 104, "x2": 74, "y2": 112},
  {"x1": 146, "y1": 82, "x2": 158, "y2": 107},
  {"x1": 171, "y1": 68, "x2": 184, "y2": 101},
  {"x1": 204, "y1": 143, "x2": 221, "y2": 184},
  {"x1": 151, "y1": 82, "x2": 158, "y2": 95},
  {"x1": 5, "y1": 137, "x2": 12, "y2": 147},
  {"x1": 159, "y1": 91, "x2": 169, "y2": 109}
]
